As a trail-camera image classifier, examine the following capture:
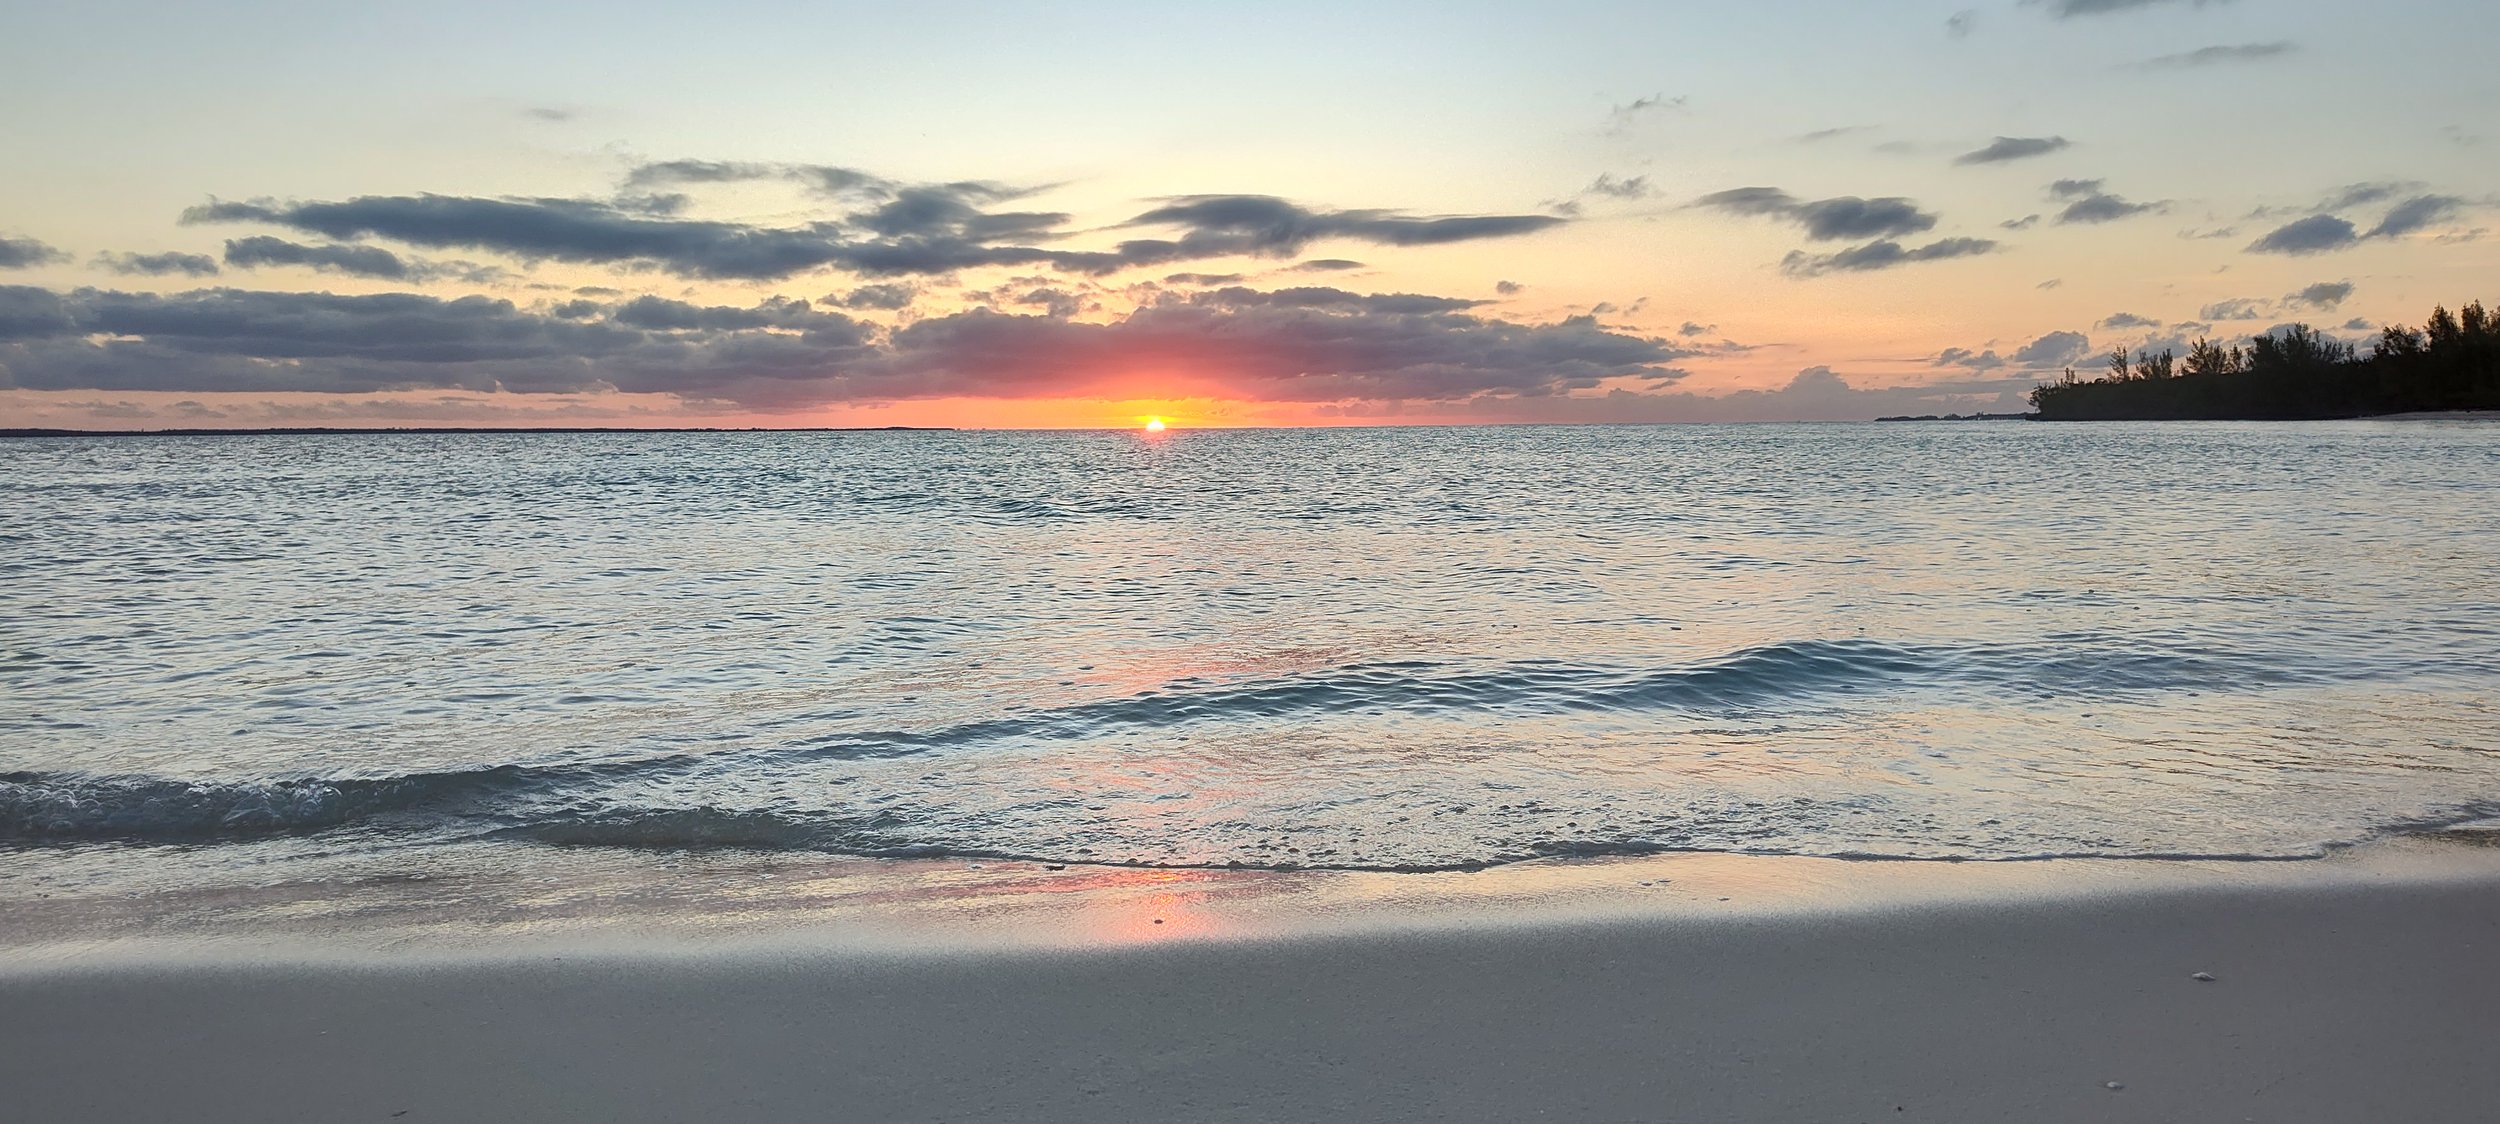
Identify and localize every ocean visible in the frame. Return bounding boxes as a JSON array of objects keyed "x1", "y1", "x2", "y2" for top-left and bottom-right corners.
[{"x1": 5, "y1": 421, "x2": 2498, "y2": 899}]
